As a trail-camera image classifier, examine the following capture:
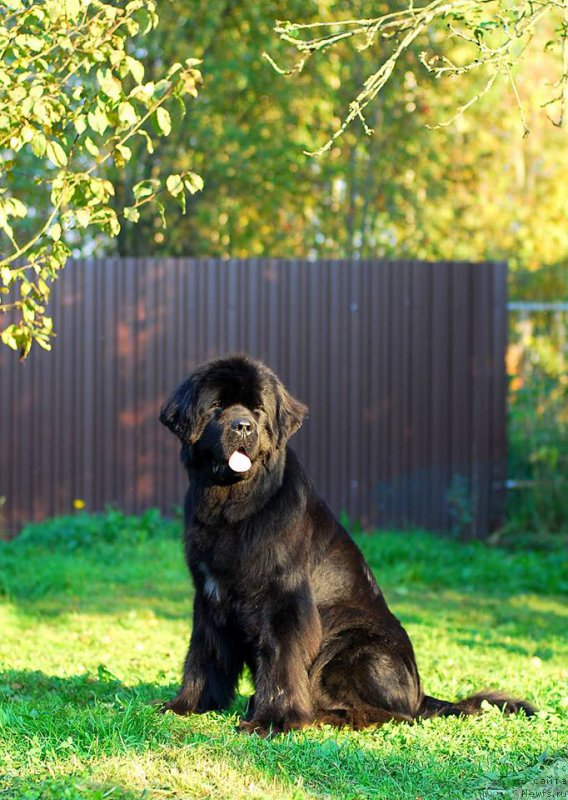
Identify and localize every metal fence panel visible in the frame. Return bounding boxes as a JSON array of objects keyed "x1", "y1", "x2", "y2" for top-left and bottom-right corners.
[{"x1": 0, "y1": 258, "x2": 507, "y2": 537}]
